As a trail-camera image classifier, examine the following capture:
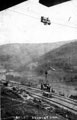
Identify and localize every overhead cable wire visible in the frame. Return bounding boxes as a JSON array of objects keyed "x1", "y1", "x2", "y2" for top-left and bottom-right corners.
[
  {"x1": 8, "y1": 9, "x2": 77, "y2": 29},
  {"x1": 51, "y1": 21, "x2": 77, "y2": 29},
  {"x1": 26, "y1": 7, "x2": 77, "y2": 27},
  {"x1": 9, "y1": 9, "x2": 39, "y2": 20}
]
